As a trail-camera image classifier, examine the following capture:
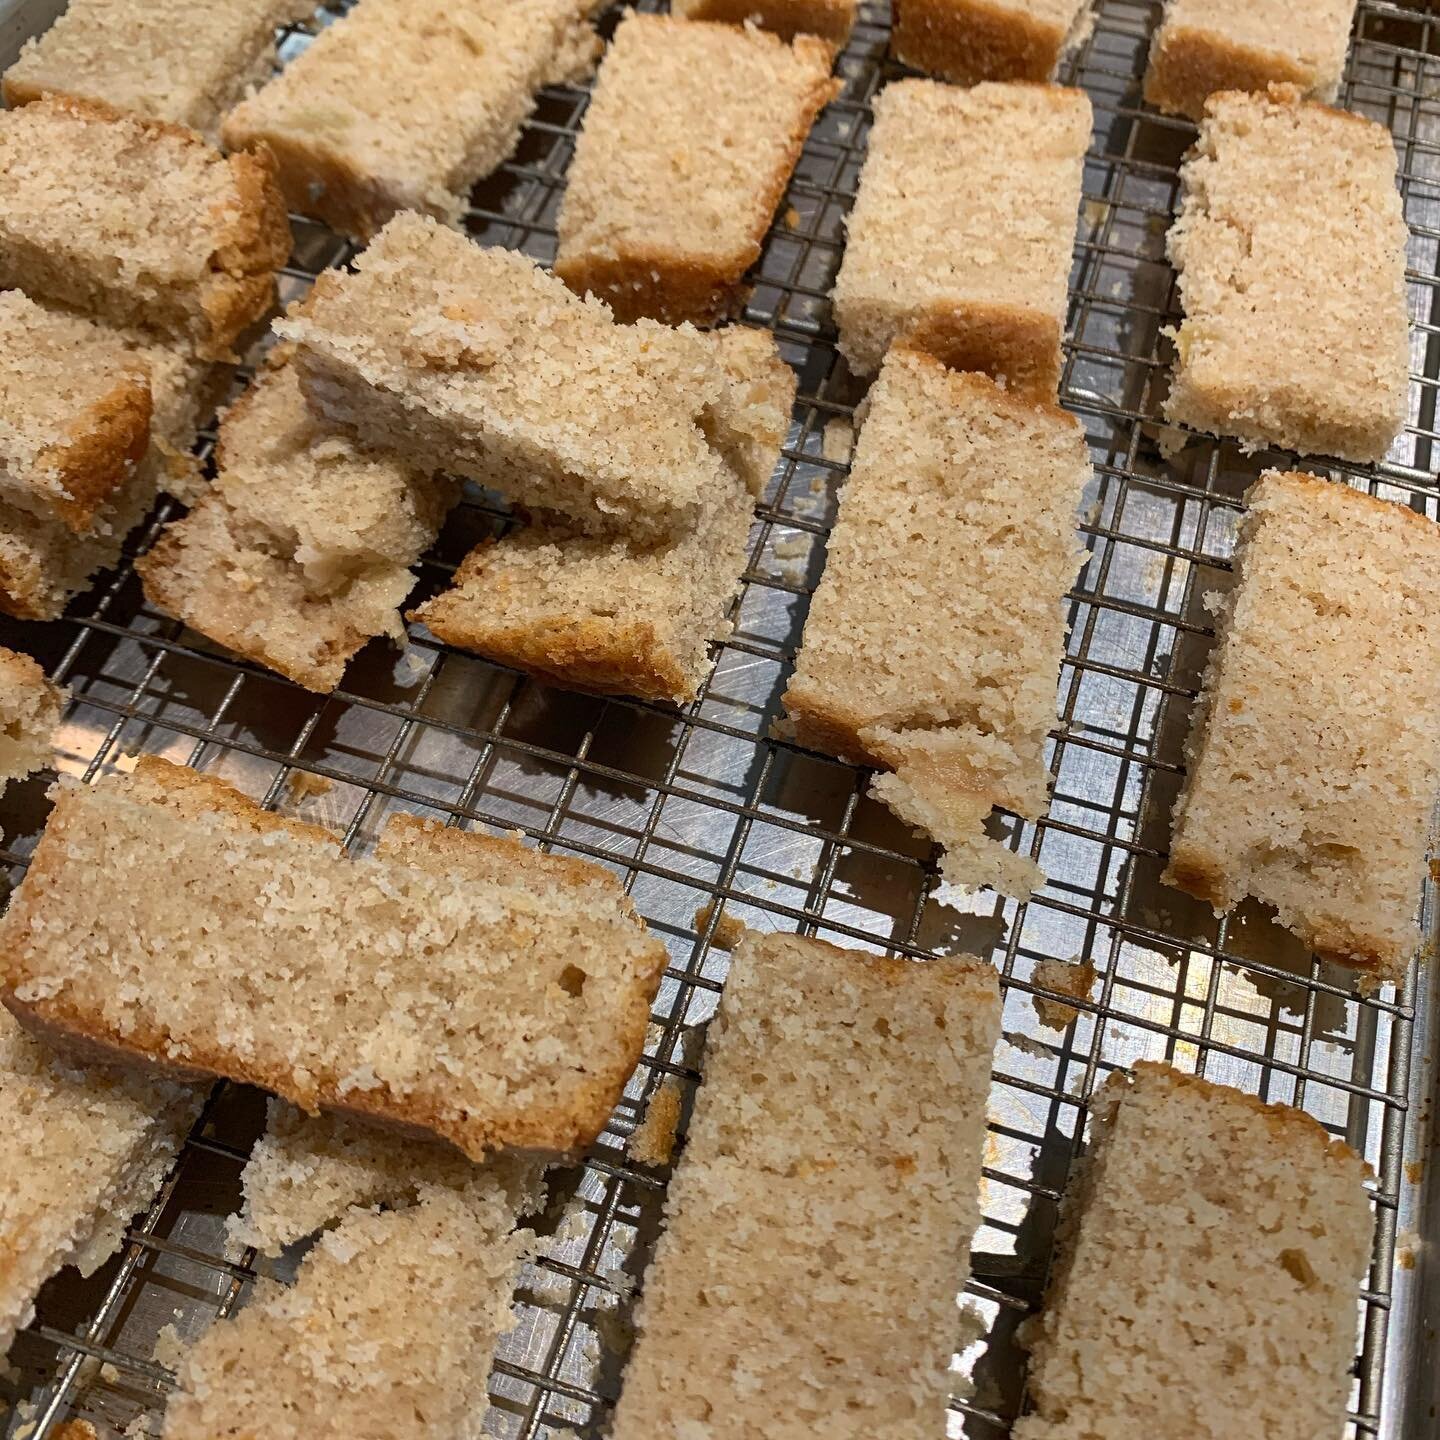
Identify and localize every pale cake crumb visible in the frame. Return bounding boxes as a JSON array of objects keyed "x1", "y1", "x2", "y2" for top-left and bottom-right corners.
[
  {"x1": 609, "y1": 930, "x2": 1001, "y2": 1437},
  {"x1": 222, "y1": 0, "x2": 600, "y2": 240},
  {"x1": 279, "y1": 214, "x2": 777, "y2": 542},
  {"x1": 0, "y1": 1006, "x2": 200, "y2": 1354},
  {"x1": 1163, "y1": 470, "x2": 1440, "y2": 982},
  {"x1": 627, "y1": 1080, "x2": 684, "y2": 1166},
  {"x1": 1165, "y1": 86, "x2": 1408, "y2": 461},
  {"x1": 0, "y1": 97, "x2": 291, "y2": 360},
  {"x1": 412, "y1": 327, "x2": 791, "y2": 703},
  {"x1": 3, "y1": 0, "x2": 312, "y2": 143},
  {"x1": 0, "y1": 758, "x2": 669, "y2": 1159},
  {"x1": 783, "y1": 348, "x2": 1089, "y2": 899},
  {"x1": 555, "y1": 13, "x2": 837, "y2": 324},
  {"x1": 1145, "y1": 0, "x2": 1357, "y2": 120},
  {"x1": 0, "y1": 646, "x2": 63, "y2": 795},
  {"x1": 832, "y1": 79, "x2": 1091, "y2": 395},
  {"x1": 1017, "y1": 1063, "x2": 1374, "y2": 1440}
]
